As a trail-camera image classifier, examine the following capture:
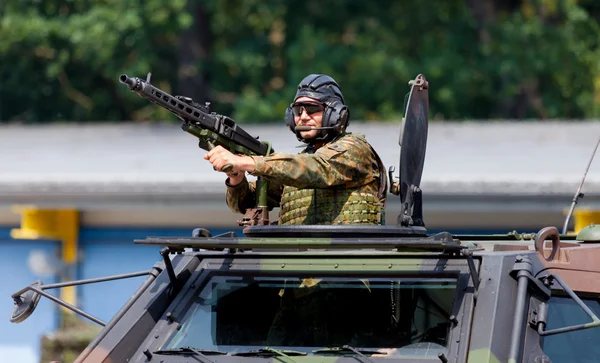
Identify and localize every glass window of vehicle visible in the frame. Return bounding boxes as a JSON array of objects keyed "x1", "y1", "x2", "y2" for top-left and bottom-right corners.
[
  {"x1": 542, "y1": 295, "x2": 600, "y2": 363},
  {"x1": 162, "y1": 275, "x2": 458, "y2": 357}
]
